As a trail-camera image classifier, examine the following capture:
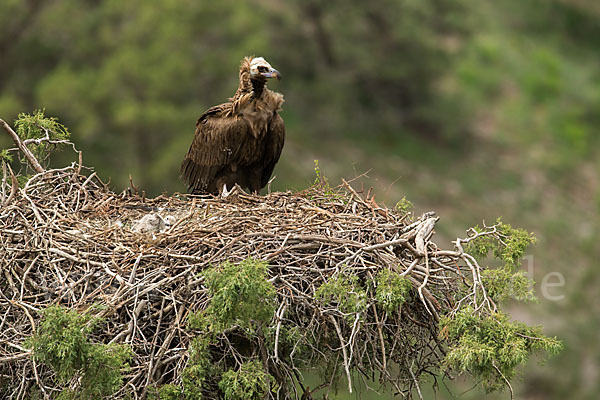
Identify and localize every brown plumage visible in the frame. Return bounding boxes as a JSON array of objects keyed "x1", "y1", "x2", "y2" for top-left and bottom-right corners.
[{"x1": 181, "y1": 56, "x2": 285, "y2": 194}]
